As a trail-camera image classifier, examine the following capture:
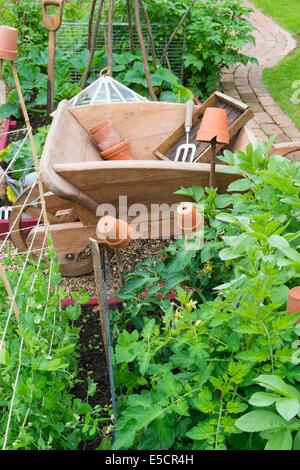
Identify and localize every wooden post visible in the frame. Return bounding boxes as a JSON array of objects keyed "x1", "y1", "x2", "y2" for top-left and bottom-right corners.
[
  {"x1": 0, "y1": 263, "x2": 20, "y2": 320},
  {"x1": 90, "y1": 238, "x2": 117, "y2": 421}
]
